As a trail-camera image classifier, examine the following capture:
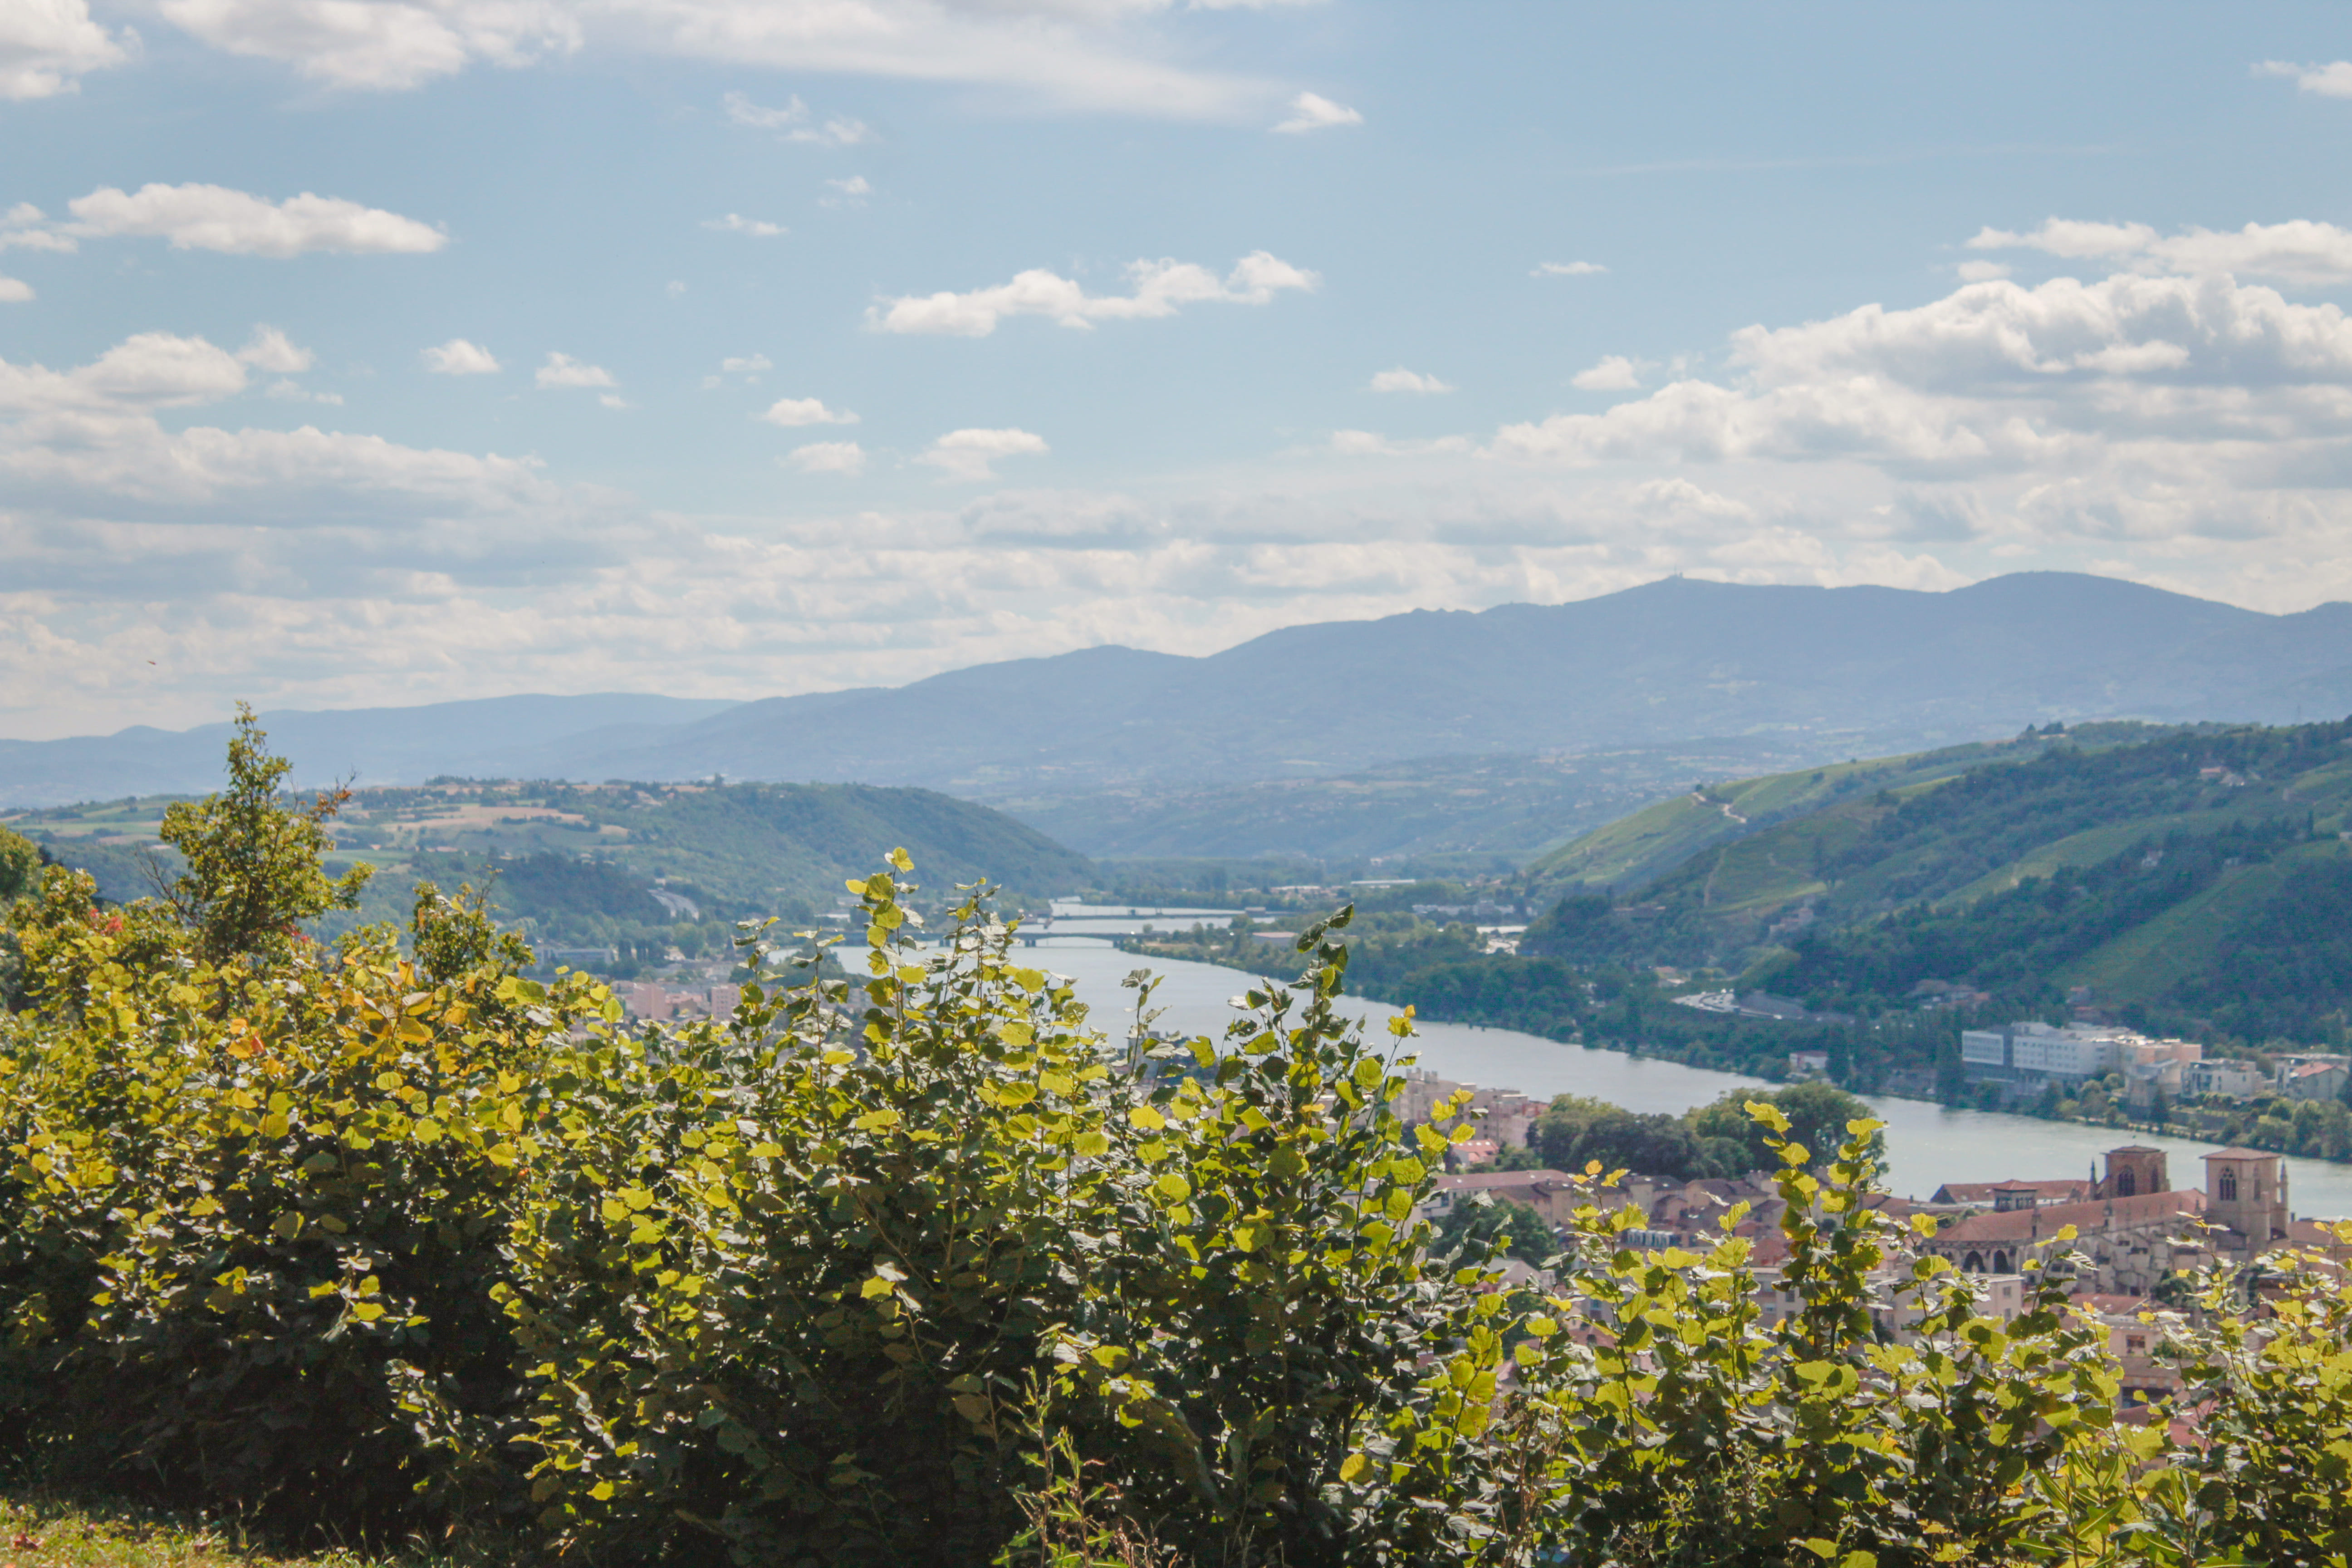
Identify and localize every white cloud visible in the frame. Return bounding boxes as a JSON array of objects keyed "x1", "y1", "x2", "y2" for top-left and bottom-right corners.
[
  {"x1": 704, "y1": 212, "x2": 786, "y2": 236},
  {"x1": 1329, "y1": 430, "x2": 1472, "y2": 457},
  {"x1": 0, "y1": 204, "x2": 75, "y2": 253},
  {"x1": 64, "y1": 183, "x2": 446, "y2": 257},
  {"x1": 423, "y1": 338, "x2": 500, "y2": 374},
  {"x1": 822, "y1": 175, "x2": 872, "y2": 206},
  {"x1": 155, "y1": 0, "x2": 579, "y2": 90},
  {"x1": 723, "y1": 92, "x2": 873, "y2": 145},
  {"x1": 785, "y1": 440, "x2": 865, "y2": 474},
  {"x1": 2255, "y1": 59, "x2": 2352, "y2": 98},
  {"x1": 1368, "y1": 367, "x2": 1453, "y2": 394},
  {"x1": 1491, "y1": 270, "x2": 2352, "y2": 485},
  {"x1": 598, "y1": 393, "x2": 629, "y2": 410},
  {"x1": 238, "y1": 325, "x2": 314, "y2": 374},
  {"x1": 1955, "y1": 260, "x2": 2011, "y2": 282},
  {"x1": 723, "y1": 89, "x2": 805, "y2": 127},
  {"x1": 921, "y1": 427, "x2": 1048, "y2": 480},
  {"x1": 55, "y1": 332, "x2": 252, "y2": 405},
  {"x1": 0, "y1": 276, "x2": 31, "y2": 303},
  {"x1": 1534, "y1": 260, "x2": 1607, "y2": 277},
  {"x1": 1272, "y1": 90, "x2": 1361, "y2": 133},
  {"x1": 536, "y1": 352, "x2": 616, "y2": 390},
  {"x1": 873, "y1": 250, "x2": 1317, "y2": 336},
  {"x1": 0, "y1": 0, "x2": 132, "y2": 99},
  {"x1": 1968, "y1": 216, "x2": 2352, "y2": 286},
  {"x1": 147, "y1": 3, "x2": 1271, "y2": 114},
  {"x1": 721, "y1": 353, "x2": 771, "y2": 374},
  {"x1": 1571, "y1": 355, "x2": 1643, "y2": 392},
  {"x1": 756, "y1": 396, "x2": 858, "y2": 427},
  {"x1": 265, "y1": 378, "x2": 342, "y2": 404}
]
